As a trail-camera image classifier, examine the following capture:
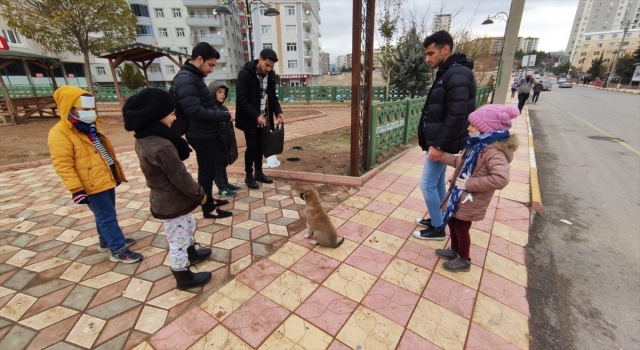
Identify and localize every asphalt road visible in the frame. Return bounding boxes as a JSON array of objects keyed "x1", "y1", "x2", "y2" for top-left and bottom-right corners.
[{"x1": 526, "y1": 85, "x2": 640, "y2": 350}]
